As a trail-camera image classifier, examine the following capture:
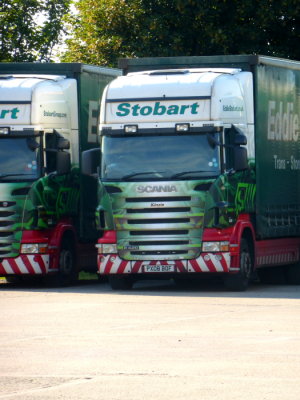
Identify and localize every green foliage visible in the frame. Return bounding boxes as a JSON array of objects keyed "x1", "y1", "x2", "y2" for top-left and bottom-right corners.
[
  {"x1": 0, "y1": 0, "x2": 71, "y2": 62},
  {"x1": 62, "y1": 0, "x2": 300, "y2": 67}
]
